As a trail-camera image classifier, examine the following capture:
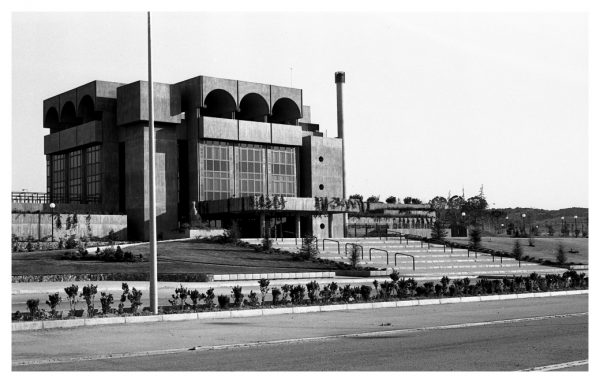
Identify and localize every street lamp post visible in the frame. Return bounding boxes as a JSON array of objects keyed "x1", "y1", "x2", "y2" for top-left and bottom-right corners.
[
  {"x1": 561, "y1": 216, "x2": 565, "y2": 237},
  {"x1": 521, "y1": 213, "x2": 526, "y2": 236},
  {"x1": 505, "y1": 216, "x2": 509, "y2": 235},
  {"x1": 461, "y1": 212, "x2": 466, "y2": 237},
  {"x1": 49, "y1": 203, "x2": 56, "y2": 242},
  {"x1": 574, "y1": 215, "x2": 578, "y2": 237}
]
